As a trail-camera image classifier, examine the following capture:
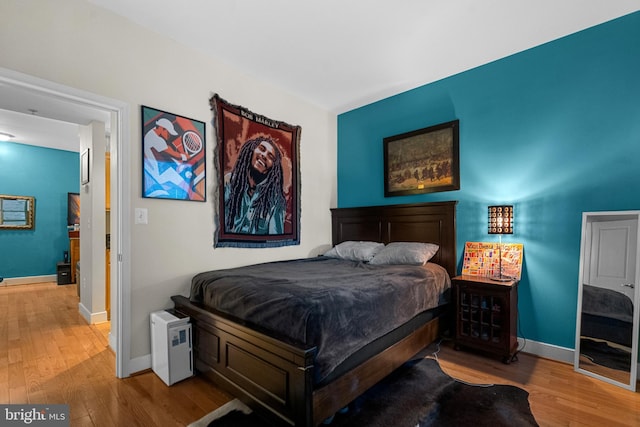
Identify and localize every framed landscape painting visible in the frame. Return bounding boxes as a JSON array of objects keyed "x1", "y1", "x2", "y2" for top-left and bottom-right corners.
[{"x1": 383, "y1": 120, "x2": 460, "y2": 197}]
